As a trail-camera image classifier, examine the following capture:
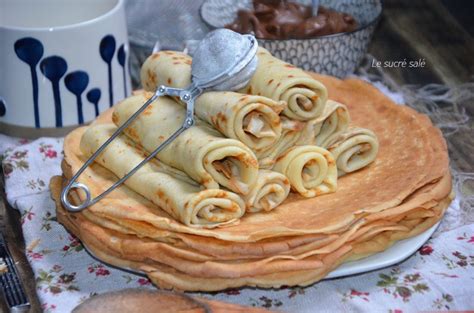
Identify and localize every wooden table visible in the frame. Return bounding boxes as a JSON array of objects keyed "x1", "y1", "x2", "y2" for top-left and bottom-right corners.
[
  {"x1": 1, "y1": 1, "x2": 473, "y2": 312},
  {"x1": 370, "y1": 0, "x2": 474, "y2": 86},
  {"x1": 367, "y1": 0, "x2": 474, "y2": 175}
]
